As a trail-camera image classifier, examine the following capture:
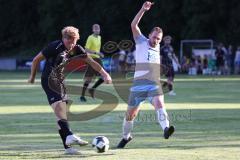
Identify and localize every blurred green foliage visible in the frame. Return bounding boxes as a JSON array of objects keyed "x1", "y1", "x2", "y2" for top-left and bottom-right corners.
[{"x1": 0, "y1": 0, "x2": 239, "y2": 57}]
